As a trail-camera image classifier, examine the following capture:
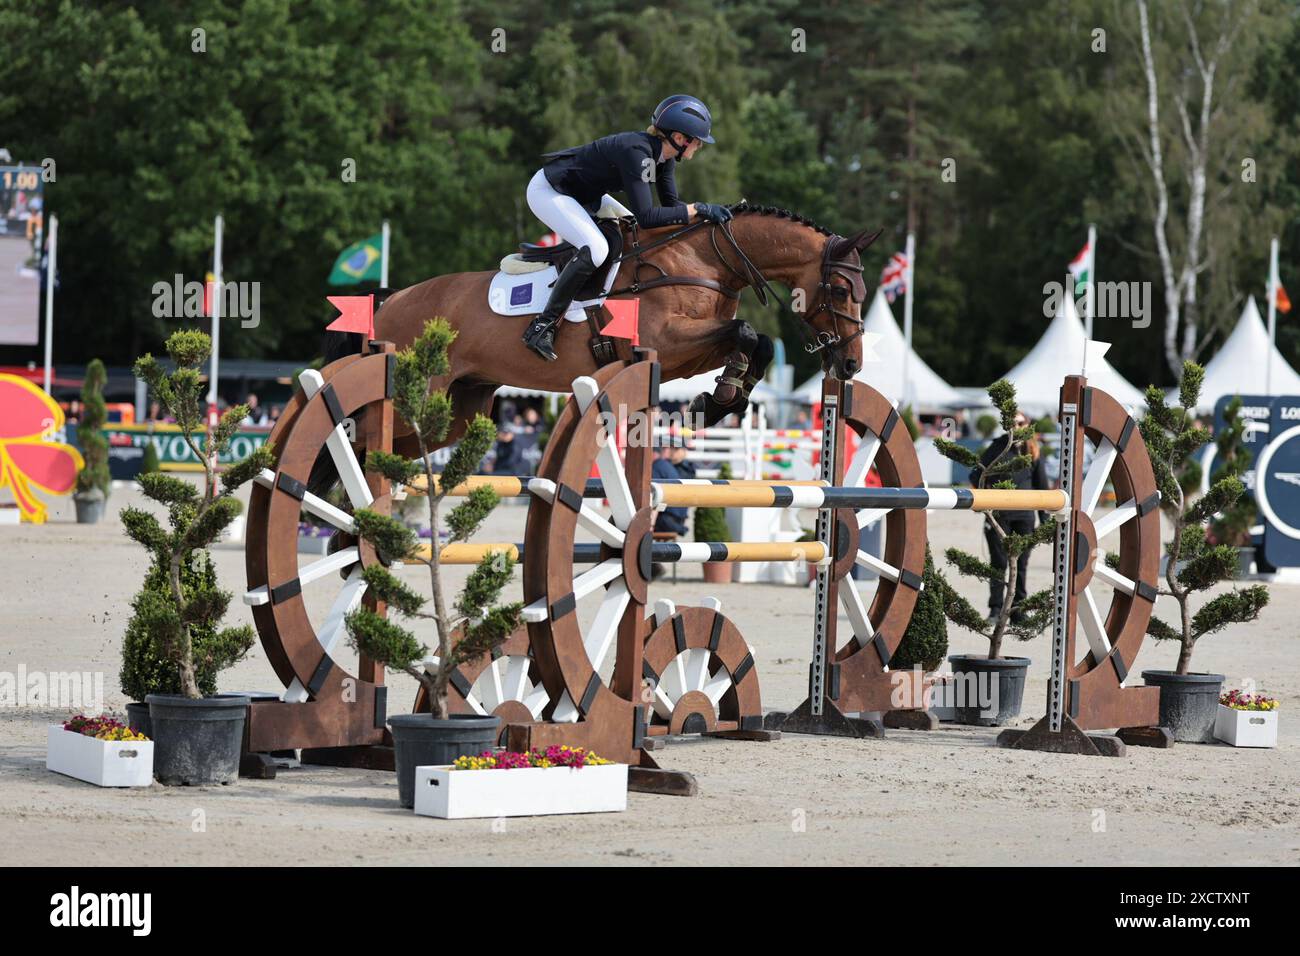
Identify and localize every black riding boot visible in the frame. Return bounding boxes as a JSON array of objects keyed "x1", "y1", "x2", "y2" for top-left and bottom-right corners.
[{"x1": 522, "y1": 247, "x2": 597, "y2": 361}]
